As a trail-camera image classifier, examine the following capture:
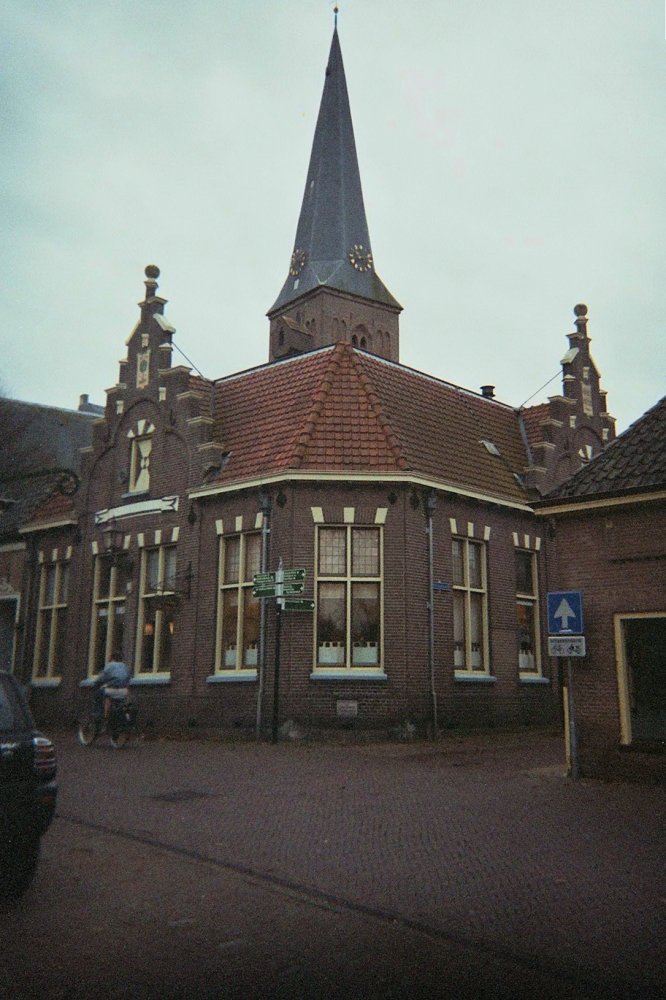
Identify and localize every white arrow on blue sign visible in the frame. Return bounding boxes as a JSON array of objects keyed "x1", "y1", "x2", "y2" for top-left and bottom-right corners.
[{"x1": 547, "y1": 591, "x2": 584, "y2": 635}]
